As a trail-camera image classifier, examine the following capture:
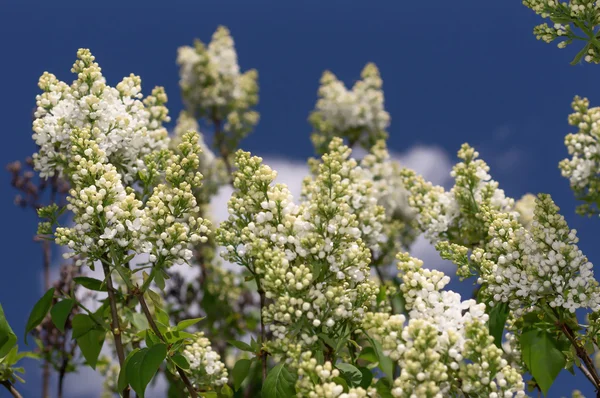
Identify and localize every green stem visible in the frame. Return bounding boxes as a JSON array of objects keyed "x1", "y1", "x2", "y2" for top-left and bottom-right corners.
[
  {"x1": 137, "y1": 294, "x2": 198, "y2": 398},
  {"x1": 1, "y1": 381, "x2": 23, "y2": 398}
]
